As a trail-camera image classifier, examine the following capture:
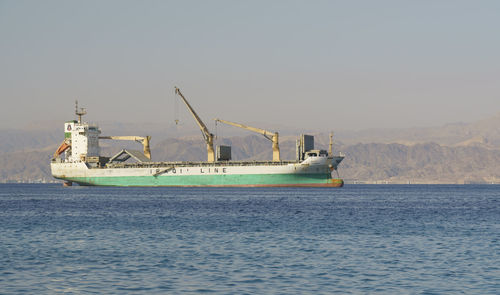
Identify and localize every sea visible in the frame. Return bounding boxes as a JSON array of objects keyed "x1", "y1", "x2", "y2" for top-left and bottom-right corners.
[{"x1": 0, "y1": 184, "x2": 499, "y2": 294}]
